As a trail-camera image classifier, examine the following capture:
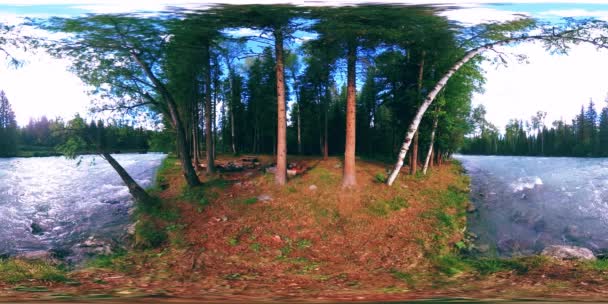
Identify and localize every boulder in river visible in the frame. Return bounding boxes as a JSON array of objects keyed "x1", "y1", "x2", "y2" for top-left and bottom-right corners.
[
  {"x1": 15, "y1": 250, "x2": 60, "y2": 264},
  {"x1": 465, "y1": 202, "x2": 477, "y2": 213},
  {"x1": 30, "y1": 222, "x2": 44, "y2": 235},
  {"x1": 497, "y1": 238, "x2": 535, "y2": 256},
  {"x1": 541, "y1": 245, "x2": 596, "y2": 260},
  {"x1": 69, "y1": 236, "x2": 115, "y2": 262},
  {"x1": 564, "y1": 225, "x2": 591, "y2": 243}
]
